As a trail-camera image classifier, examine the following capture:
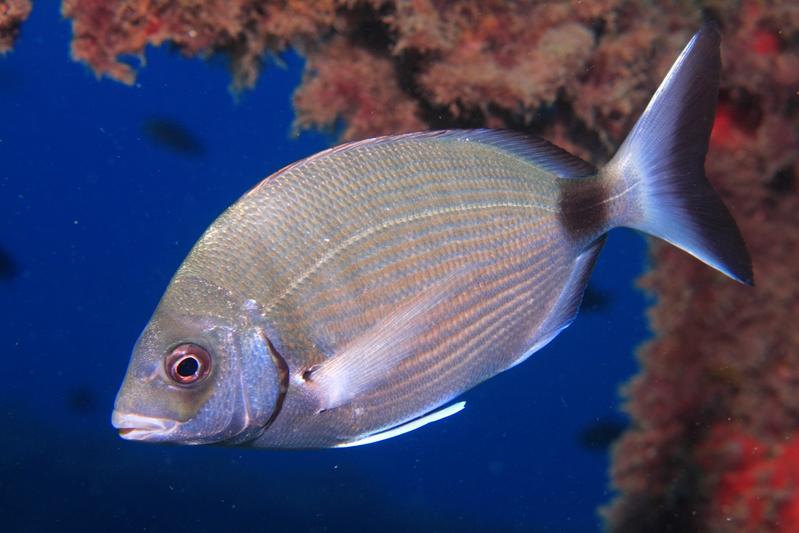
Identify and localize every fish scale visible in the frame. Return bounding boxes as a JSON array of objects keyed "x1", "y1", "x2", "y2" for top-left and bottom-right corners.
[
  {"x1": 195, "y1": 137, "x2": 569, "y2": 311},
  {"x1": 184, "y1": 135, "x2": 581, "y2": 445},
  {"x1": 308, "y1": 216, "x2": 539, "y2": 323}
]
